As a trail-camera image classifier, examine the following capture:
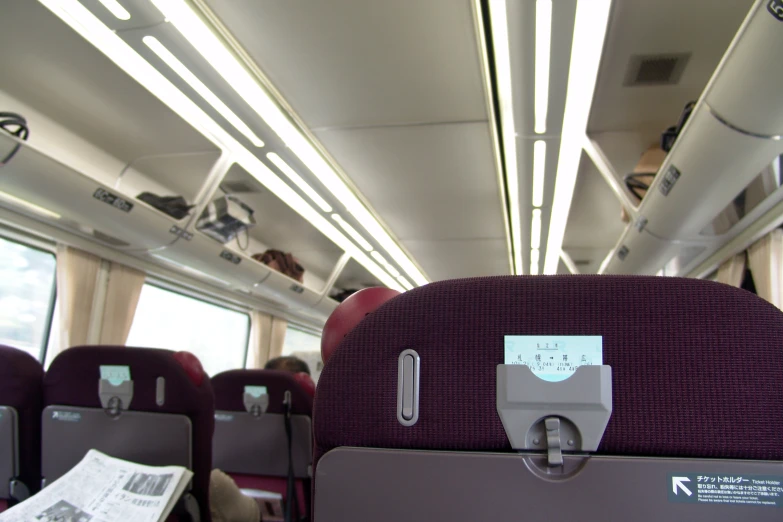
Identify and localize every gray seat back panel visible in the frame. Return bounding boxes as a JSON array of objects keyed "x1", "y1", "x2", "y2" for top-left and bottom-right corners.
[
  {"x1": 315, "y1": 448, "x2": 783, "y2": 522},
  {"x1": 213, "y1": 412, "x2": 311, "y2": 478},
  {"x1": 0, "y1": 406, "x2": 17, "y2": 498},
  {"x1": 42, "y1": 406, "x2": 192, "y2": 485}
]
